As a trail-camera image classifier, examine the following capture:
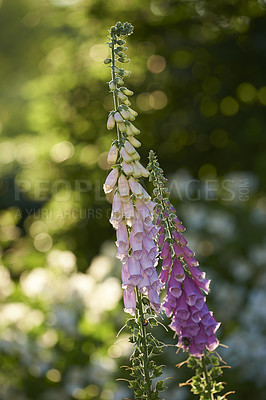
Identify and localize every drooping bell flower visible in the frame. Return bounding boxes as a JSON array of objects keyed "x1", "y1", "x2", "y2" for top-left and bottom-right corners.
[{"x1": 103, "y1": 168, "x2": 119, "y2": 194}]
